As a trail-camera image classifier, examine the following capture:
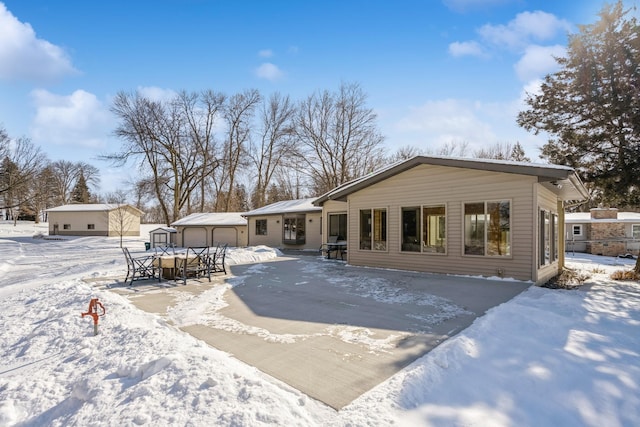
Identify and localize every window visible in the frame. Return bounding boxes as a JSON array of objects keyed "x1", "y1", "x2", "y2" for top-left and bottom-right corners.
[
  {"x1": 283, "y1": 215, "x2": 305, "y2": 244},
  {"x1": 539, "y1": 209, "x2": 558, "y2": 266},
  {"x1": 572, "y1": 224, "x2": 583, "y2": 237},
  {"x1": 63, "y1": 224, "x2": 70, "y2": 230},
  {"x1": 88, "y1": 224, "x2": 95, "y2": 230},
  {"x1": 464, "y1": 201, "x2": 510, "y2": 256},
  {"x1": 401, "y1": 207, "x2": 420, "y2": 252},
  {"x1": 424, "y1": 206, "x2": 446, "y2": 253},
  {"x1": 328, "y1": 213, "x2": 347, "y2": 240},
  {"x1": 633, "y1": 224, "x2": 640, "y2": 239},
  {"x1": 359, "y1": 208, "x2": 387, "y2": 250},
  {"x1": 401, "y1": 205, "x2": 446, "y2": 253},
  {"x1": 255, "y1": 219, "x2": 267, "y2": 236}
]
